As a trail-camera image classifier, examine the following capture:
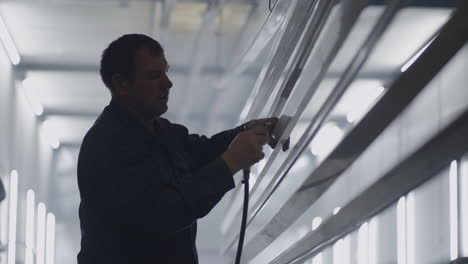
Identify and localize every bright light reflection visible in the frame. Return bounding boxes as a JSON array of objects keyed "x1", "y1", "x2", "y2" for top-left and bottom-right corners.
[
  {"x1": 7, "y1": 170, "x2": 18, "y2": 264},
  {"x1": 239, "y1": 97, "x2": 253, "y2": 121},
  {"x1": 346, "y1": 86, "x2": 385, "y2": 123},
  {"x1": 37, "y1": 203, "x2": 47, "y2": 264},
  {"x1": 45, "y1": 213, "x2": 56, "y2": 264},
  {"x1": 0, "y1": 16, "x2": 20, "y2": 65},
  {"x1": 256, "y1": 158, "x2": 267, "y2": 174},
  {"x1": 312, "y1": 217, "x2": 322, "y2": 231},
  {"x1": 450, "y1": 160, "x2": 458, "y2": 261},
  {"x1": 297, "y1": 226, "x2": 309, "y2": 240},
  {"x1": 41, "y1": 120, "x2": 61, "y2": 149},
  {"x1": 401, "y1": 36, "x2": 436, "y2": 72},
  {"x1": 248, "y1": 172, "x2": 258, "y2": 191},
  {"x1": 310, "y1": 123, "x2": 343, "y2": 158},
  {"x1": 333, "y1": 207, "x2": 341, "y2": 215},
  {"x1": 290, "y1": 155, "x2": 309, "y2": 173},
  {"x1": 22, "y1": 77, "x2": 44, "y2": 116},
  {"x1": 358, "y1": 222, "x2": 369, "y2": 264},
  {"x1": 397, "y1": 196, "x2": 407, "y2": 264}
]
